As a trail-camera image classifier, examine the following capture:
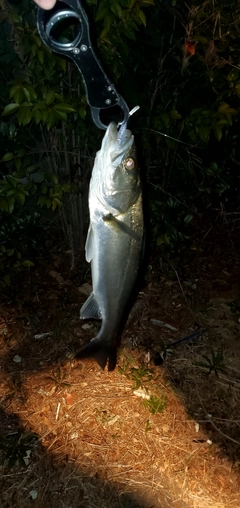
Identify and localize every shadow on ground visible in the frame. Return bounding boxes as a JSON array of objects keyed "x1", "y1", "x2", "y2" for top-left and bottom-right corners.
[{"x1": 0, "y1": 406, "x2": 187, "y2": 508}]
